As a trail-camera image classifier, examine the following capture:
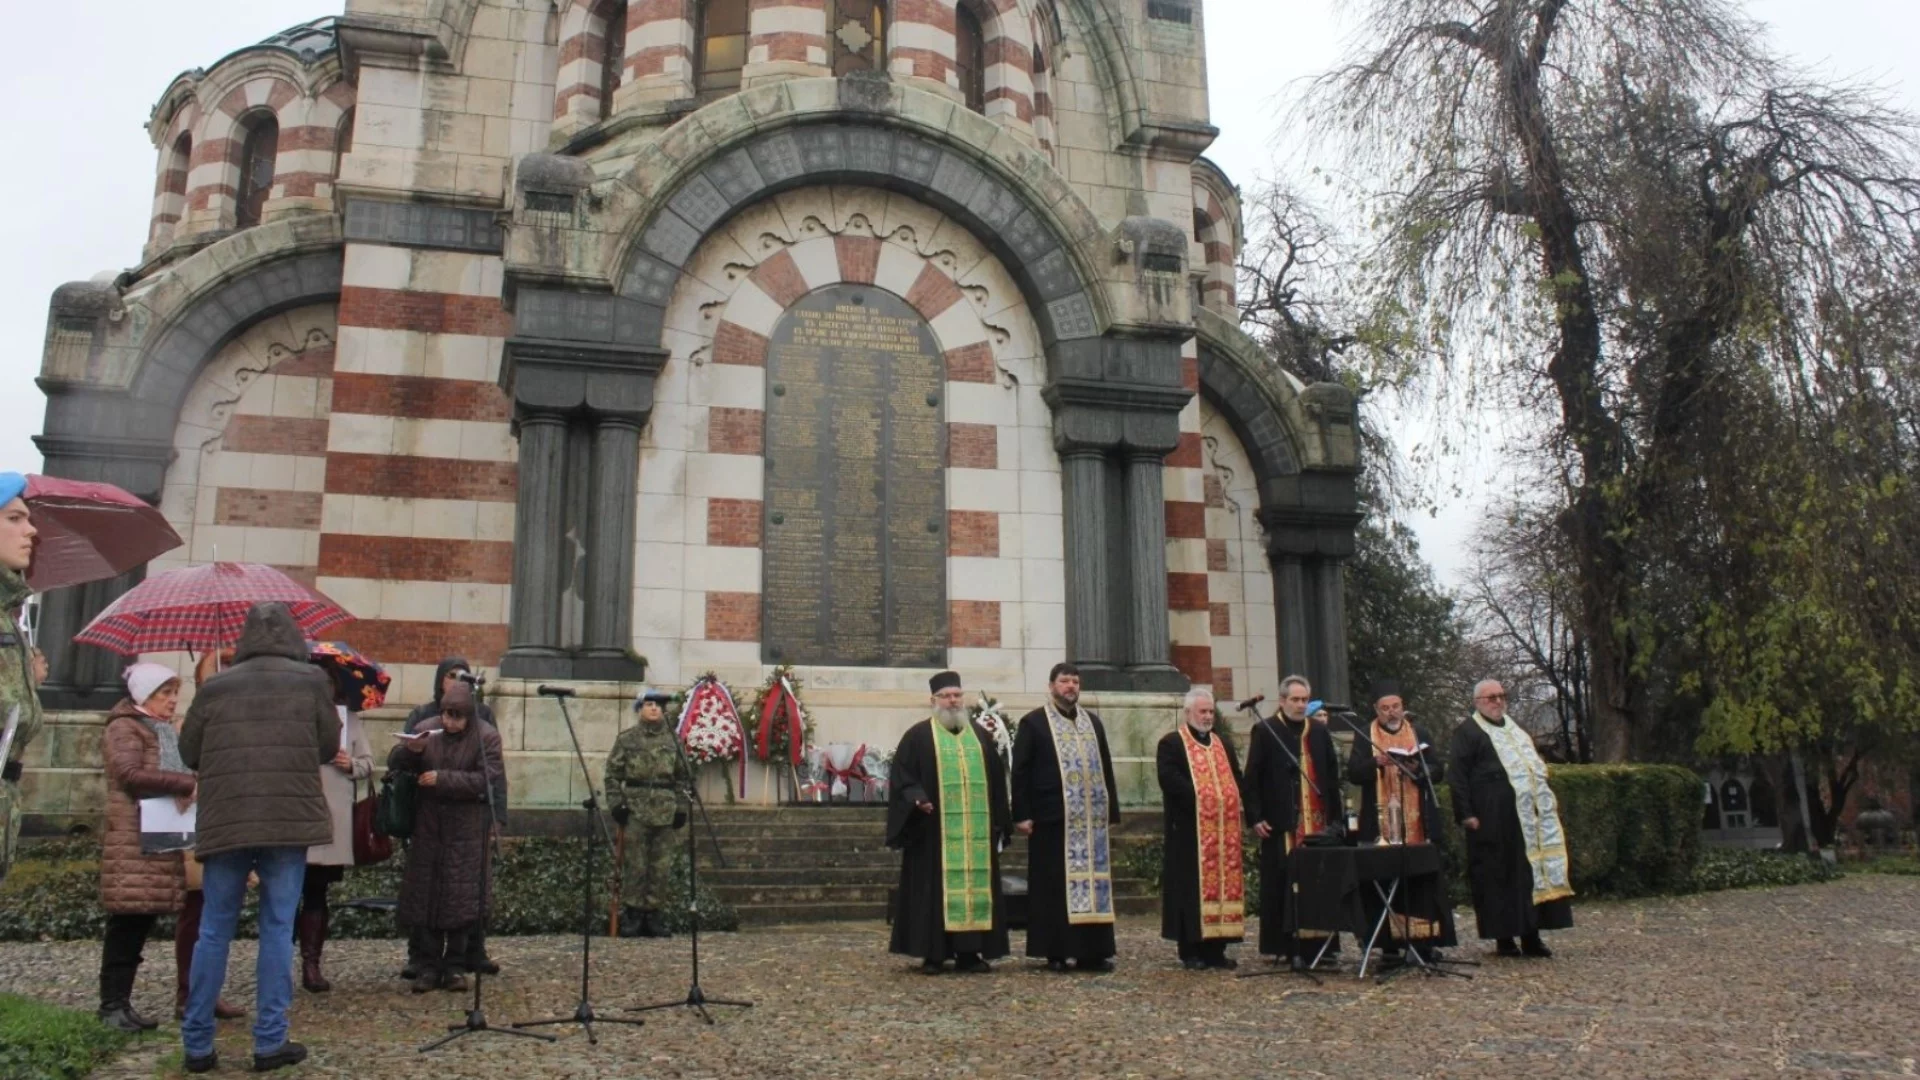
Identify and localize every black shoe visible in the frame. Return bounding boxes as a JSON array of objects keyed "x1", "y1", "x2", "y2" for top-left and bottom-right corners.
[
  {"x1": 1520, "y1": 936, "x2": 1553, "y2": 958},
  {"x1": 96, "y1": 1003, "x2": 147, "y2": 1035},
  {"x1": 955, "y1": 954, "x2": 992, "y2": 974},
  {"x1": 1045, "y1": 959, "x2": 1069, "y2": 973},
  {"x1": 921, "y1": 961, "x2": 945, "y2": 975},
  {"x1": 400, "y1": 962, "x2": 421, "y2": 980},
  {"x1": 474, "y1": 958, "x2": 501, "y2": 976},
  {"x1": 252, "y1": 1042, "x2": 308, "y2": 1072},
  {"x1": 411, "y1": 971, "x2": 439, "y2": 994},
  {"x1": 441, "y1": 970, "x2": 470, "y2": 992},
  {"x1": 185, "y1": 1051, "x2": 218, "y2": 1074},
  {"x1": 1181, "y1": 957, "x2": 1208, "y2": 970},
  {"x1": 1495, "y1": 938, "x2": 1522, "y2": 957},
  {"x1": 1205, "y1": 955, "x2": 1238, "y2": 971},
  {"x1": 1078, "y1": 958, "x2": 1116, "y2": 973}
]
